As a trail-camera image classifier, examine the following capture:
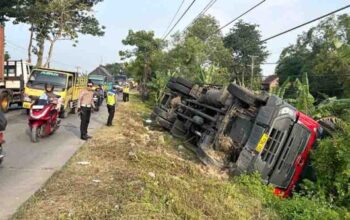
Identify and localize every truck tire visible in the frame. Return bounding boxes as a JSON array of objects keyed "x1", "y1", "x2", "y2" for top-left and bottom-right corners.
[
  {"x1": 153, "y1": 107, "x2": 176, "y2": 122},
  {"x1": 167, "y1": 82, "x2": 191, "y2": 95},
  {"x1": 227, "y1": 83, "x2": 266, "y2": 107},
  {"x1": 156, "y1": 116, "x2": 172, "y2": 130},
  {"x1": 176, "y1": 77, "x2": 194, "y2": 89},
  {"x1": 169, "y1": 77, "x2": 177, "y2": 83},
  {"x1": 0, "y1": 145, "x2": 3, "y2": 165},
  {"x1": 170, "y1": 119, "x2": 188, "y2": 139},
  {"x1": 0, "y1": 93, "x2": 10, "y2": 113}
]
